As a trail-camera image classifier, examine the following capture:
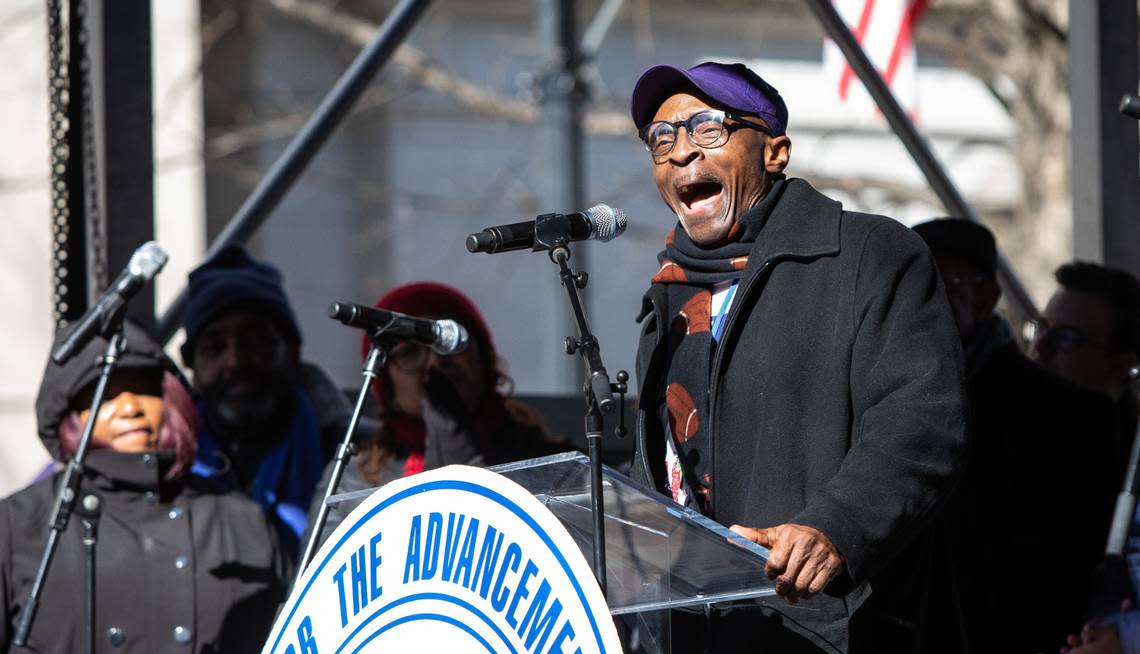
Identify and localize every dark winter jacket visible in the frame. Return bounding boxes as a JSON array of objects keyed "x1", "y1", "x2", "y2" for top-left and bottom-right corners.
[
  {"x1": 0, "y1": 324, "x2": 289, "y2": 653},
  {"x1": 631, "y1": 178, "x2": 969, "y2": 653},
  {"x1": 0, "y1": 452, "x2": 290, "y2": 654},
  {"x1": 937, "y1": 339, "x2": 1119, "y2": 653}
]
